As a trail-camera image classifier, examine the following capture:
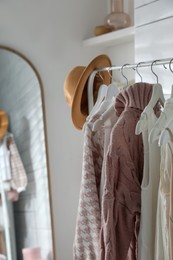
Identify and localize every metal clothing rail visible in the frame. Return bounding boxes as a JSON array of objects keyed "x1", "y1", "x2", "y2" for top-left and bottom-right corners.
[
  {"x1": 96, "y1": 57, "x2": 173, "y2": 73},
  {"x1": 88, "y1": 57, "x2": 173, "y2": 112}
]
